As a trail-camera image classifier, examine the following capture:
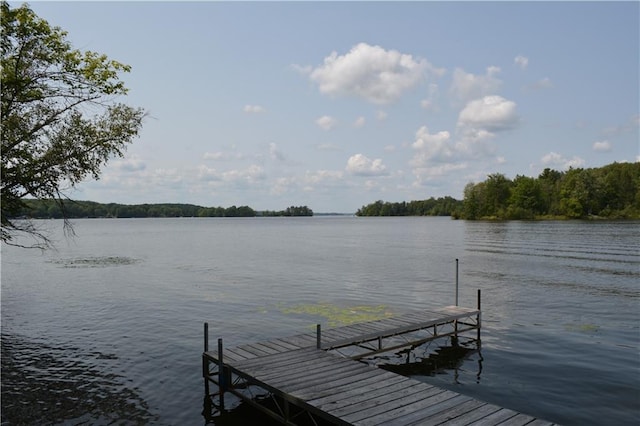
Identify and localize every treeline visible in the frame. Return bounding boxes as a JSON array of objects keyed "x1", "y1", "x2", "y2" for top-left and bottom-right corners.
[
  {"x1": 12, "y1": 200, "x2": 314, "y2": 218},
  {"x1": 356, "y1": 196, "x2": 462, "y2": 217},
  {"x1": 354, "y1": 162, "x2": 640, "y2": 220},
  {"x1": 261, "y1": 206, "x2": 313, "y2": 217},
  {"x1": 462, "y1": 162, "x2": 640, "y2": 219}
]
